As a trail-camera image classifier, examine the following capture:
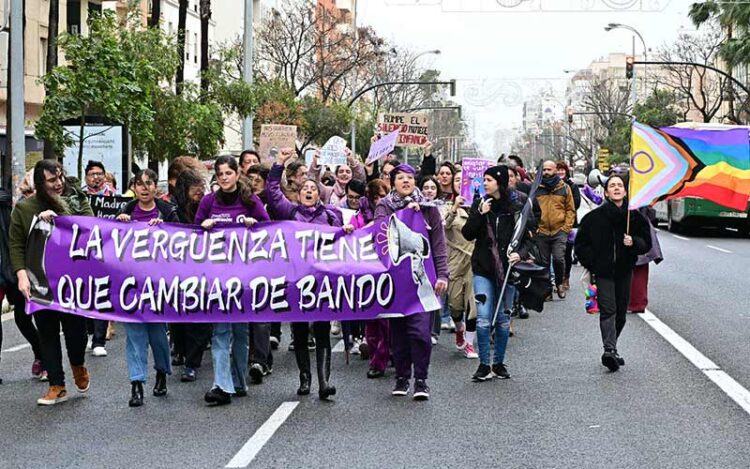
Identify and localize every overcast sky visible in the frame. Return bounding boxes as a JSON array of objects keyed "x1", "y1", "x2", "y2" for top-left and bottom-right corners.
[{"x1": 359, "y1": 0, "x2": 699, "y2": 155}]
